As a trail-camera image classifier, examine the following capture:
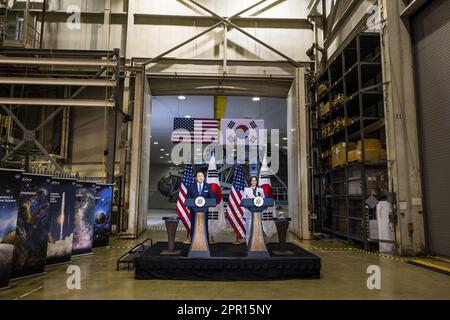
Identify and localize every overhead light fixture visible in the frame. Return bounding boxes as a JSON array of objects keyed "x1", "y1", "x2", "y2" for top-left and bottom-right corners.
[
  {"x1": 168, "y1": 161, "x2": 172, "y2": 163},
  {"x1": 160, "y1": 148, "x2": 165, "y2": 151},
  {"x1": 153, "y1": 142, "x2": 159, "y2": 145},
  {"x1": 165, "y1": 153, "x2": 170, "y2": 156},
  {"x1": 252, "y1": 97, "x2": 260, "y2": 102},
  {"x1": 283, "y1": 137, "x2": 288, "y2": 141},
  {"x1": 178, "y1": 96, "x2": 186, "y2": 100},
  {"x1": 160, "y1": 156, "x2": 163, "y2": 159},
  {"x1": 184, "y1": 115, "x2": 191, "y2": 118}
]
